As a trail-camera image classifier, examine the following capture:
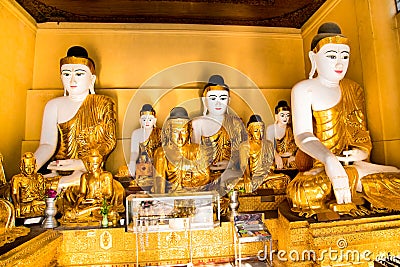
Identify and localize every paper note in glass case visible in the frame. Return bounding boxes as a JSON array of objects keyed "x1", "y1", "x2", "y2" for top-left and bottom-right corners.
[{"x1": 125, "y1": 191, "x2": 220, "y2": 232}]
